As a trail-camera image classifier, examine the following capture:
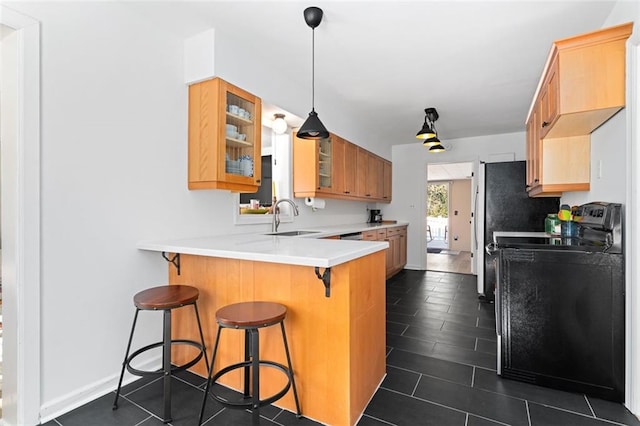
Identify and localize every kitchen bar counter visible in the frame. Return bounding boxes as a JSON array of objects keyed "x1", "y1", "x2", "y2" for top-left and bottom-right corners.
[
  {"x1": 138, "y1": 225, "x2": 391, "y2": 426},
  {"x1": 138, "y1": 231, "x2": 389, "y2": 268}
]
